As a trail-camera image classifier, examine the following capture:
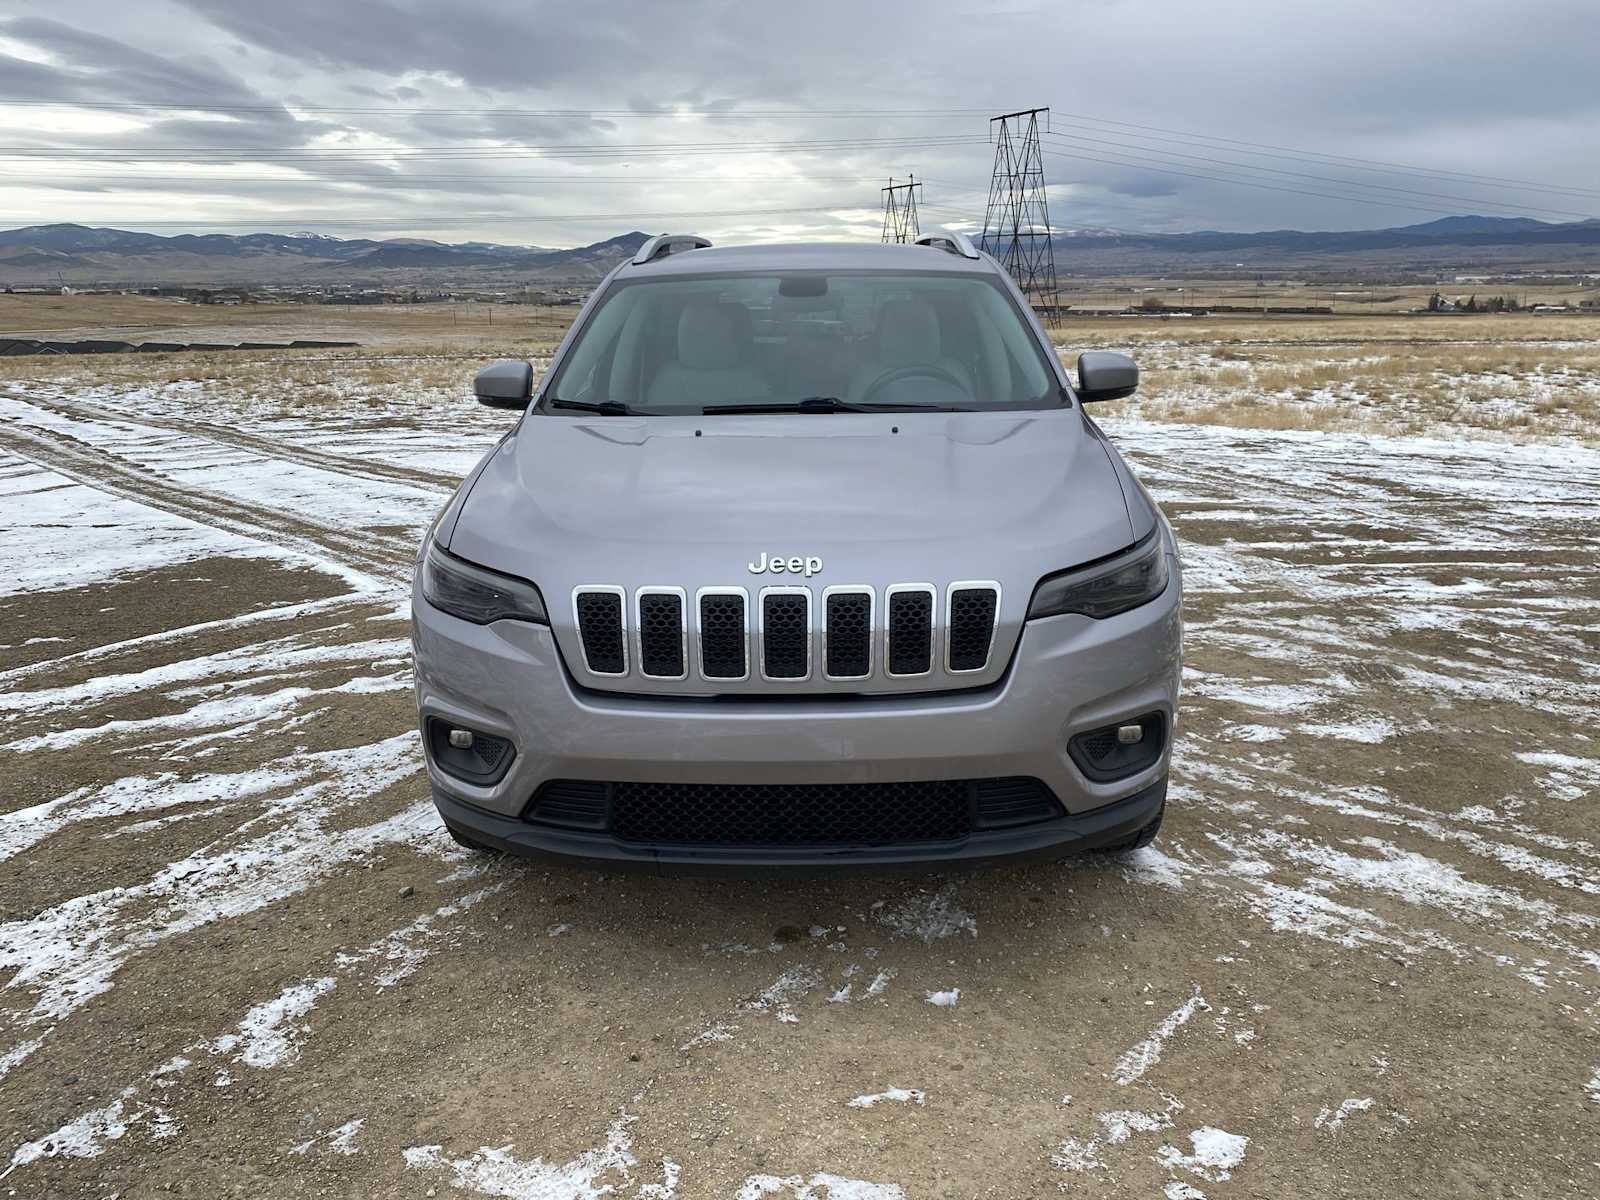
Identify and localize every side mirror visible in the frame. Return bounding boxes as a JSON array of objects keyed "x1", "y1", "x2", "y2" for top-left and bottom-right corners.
[
  {"x1": 474, "y1": 359, "x2": 533, "y2": 408},
  {"x1": 1075, "y1": 351, "x2": 1138, "y2": 402}
]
